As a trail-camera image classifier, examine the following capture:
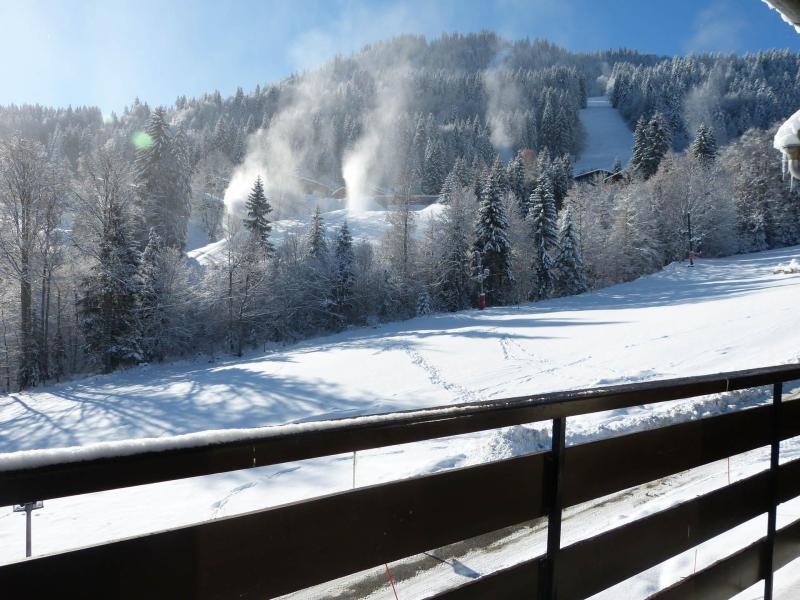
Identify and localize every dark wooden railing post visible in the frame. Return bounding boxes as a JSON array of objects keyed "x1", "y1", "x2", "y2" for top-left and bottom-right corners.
[
  {"x1": 540, "y1": 416, "x2": 566, "y2": 599},
  {"x1": 764, "y1": 381, "x2": 783, "y2": 600}
]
